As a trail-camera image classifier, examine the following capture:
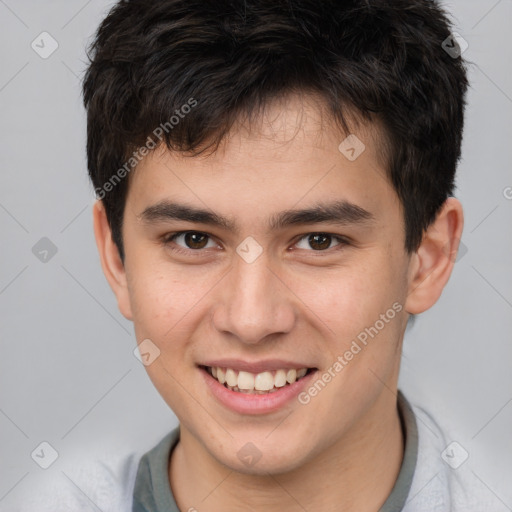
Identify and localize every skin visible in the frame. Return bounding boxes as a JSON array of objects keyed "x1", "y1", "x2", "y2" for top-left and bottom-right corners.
[{"x1": 93, "y1": 93, "x2": 464, "y2": 511}]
